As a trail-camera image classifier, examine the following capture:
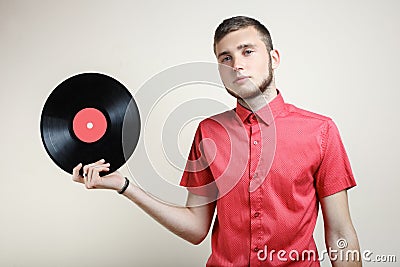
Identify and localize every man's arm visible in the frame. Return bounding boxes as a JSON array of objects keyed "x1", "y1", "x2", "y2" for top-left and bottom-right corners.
[
  {"x1": 72, "y1": 160, "x2": 216, "y2": 245},
  {"x1": 123, "y1": 183, "x2": 216, "y2": 245},
  {"x1": 320, "y1": 190, "x2": 362, "y2": 266}
]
